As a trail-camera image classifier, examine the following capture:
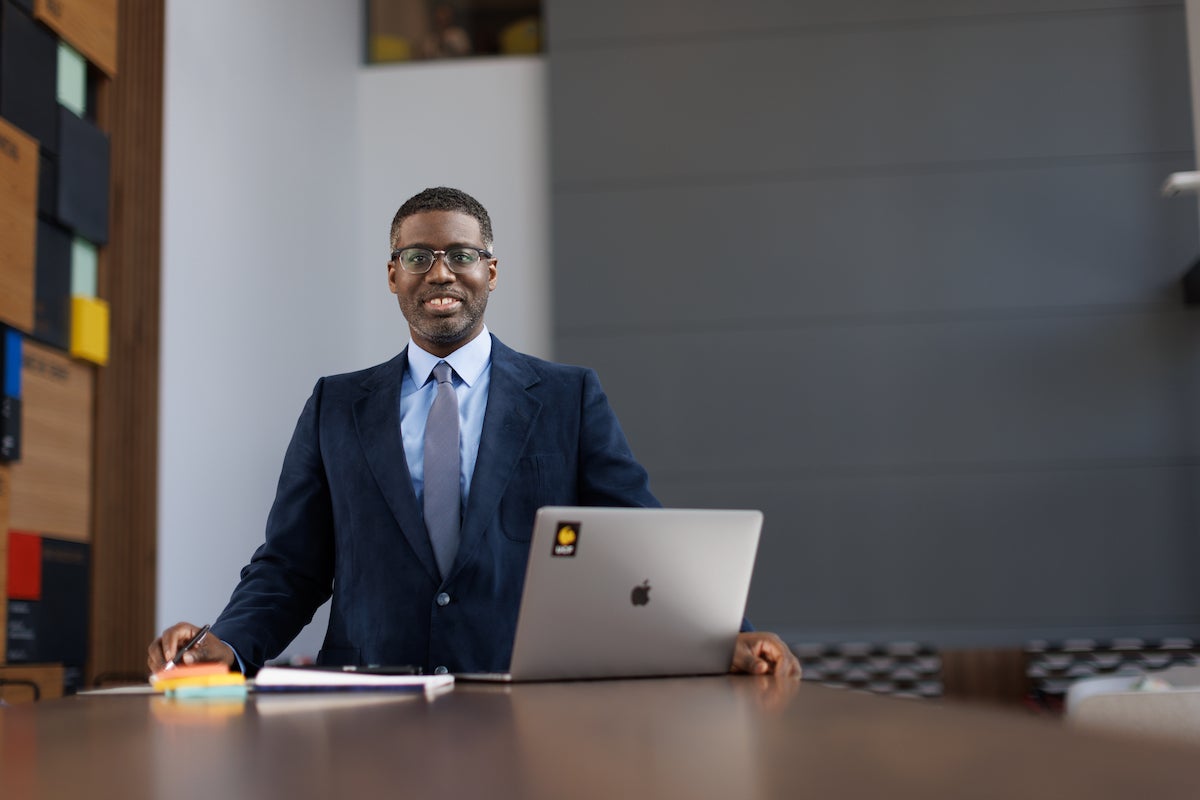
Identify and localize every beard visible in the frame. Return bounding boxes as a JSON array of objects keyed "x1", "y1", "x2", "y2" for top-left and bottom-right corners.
[{"x1": 399, "y1": 290, "x2": 489, "y2": 348}]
